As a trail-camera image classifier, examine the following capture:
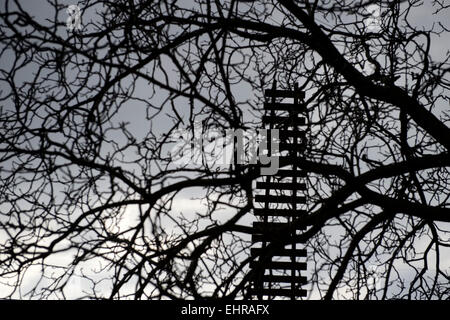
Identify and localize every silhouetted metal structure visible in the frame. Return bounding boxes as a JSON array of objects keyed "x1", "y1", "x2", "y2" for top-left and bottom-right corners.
[{"x1": 249, "y1": 81, "x2": 308, "y2": 300}]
